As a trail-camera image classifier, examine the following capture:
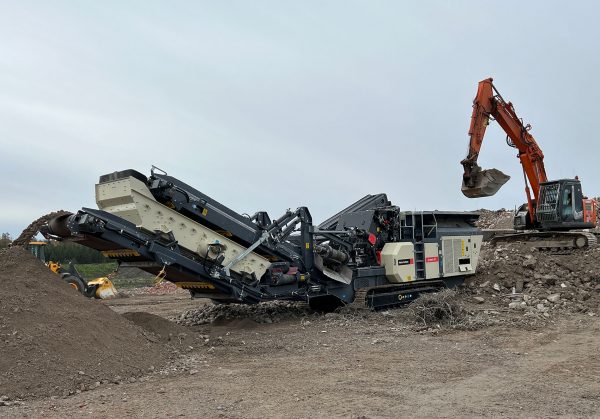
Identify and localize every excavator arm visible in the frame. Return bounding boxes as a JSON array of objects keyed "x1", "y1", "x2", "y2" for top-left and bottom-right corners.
[{"x1": 461, "y1": 78, "x2": 549, "y2": 221}]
